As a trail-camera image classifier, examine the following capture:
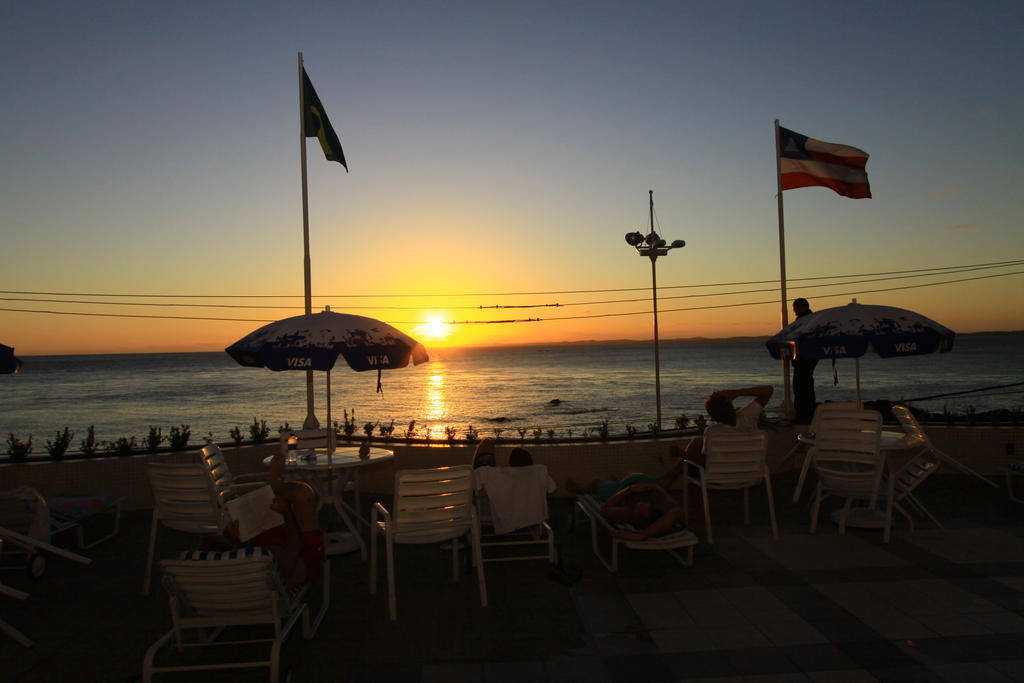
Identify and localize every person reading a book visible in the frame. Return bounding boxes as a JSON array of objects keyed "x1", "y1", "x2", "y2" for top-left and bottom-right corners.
[{"x1": 210, "y1": 451, "x2": 325, "y2": 587}]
